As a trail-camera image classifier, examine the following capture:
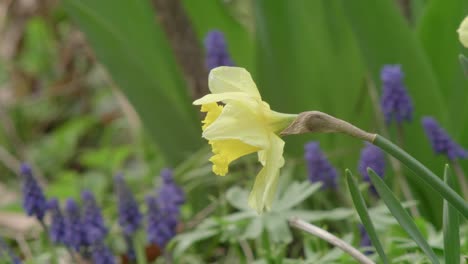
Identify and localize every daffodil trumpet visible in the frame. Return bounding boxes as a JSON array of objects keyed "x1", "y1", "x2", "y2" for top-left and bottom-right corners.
[{"x1": 195, "y1": 66, "x2": 468, "y2": 218}]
